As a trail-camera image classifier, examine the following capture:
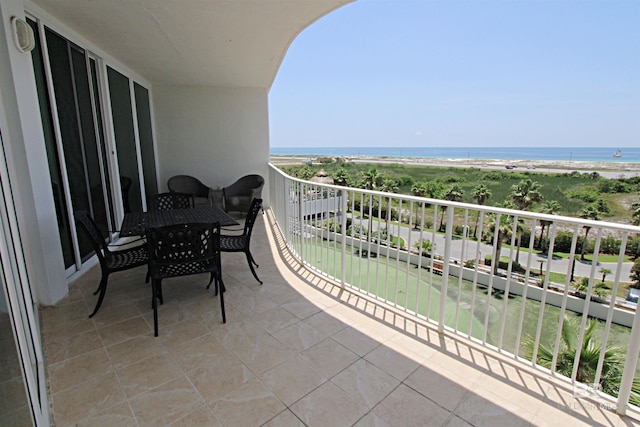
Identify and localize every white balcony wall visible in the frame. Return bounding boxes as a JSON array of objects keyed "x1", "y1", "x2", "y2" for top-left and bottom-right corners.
[
  {"x1": 154, "y1": 85, "x2": 270, "y2": 204},
  {"x1": 0, "y1": 0, "x2": 65, "y2": 306}
]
